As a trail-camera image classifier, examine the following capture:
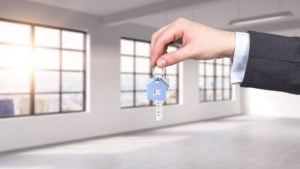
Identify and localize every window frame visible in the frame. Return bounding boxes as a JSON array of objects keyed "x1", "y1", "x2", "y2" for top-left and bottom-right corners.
[
  {"x1": 198, "y1": 58, "x2": 232, "y2": 102},
  {"x1": 0, "y1": 18, "x2": 87, "y2": 118},
  {"x1": 120, "y1": 37, "x2": 179, "y2": 109}
]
